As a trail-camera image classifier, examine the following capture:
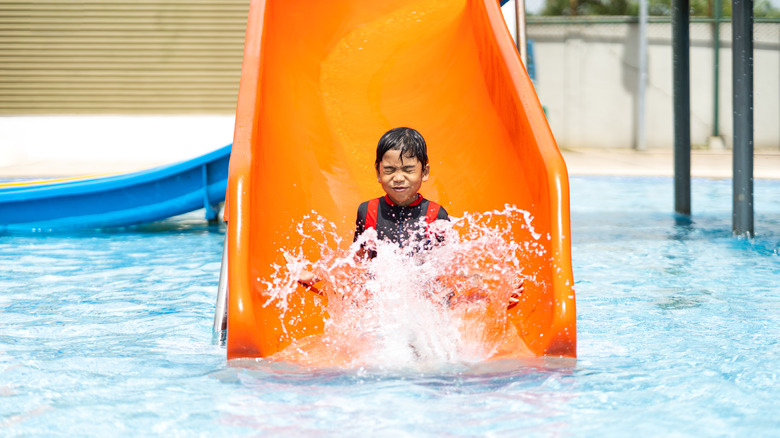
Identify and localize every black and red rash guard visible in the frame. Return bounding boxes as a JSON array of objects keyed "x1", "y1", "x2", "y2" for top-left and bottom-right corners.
[{"x1": 353, "y1": 194, "x2": 449, "y2": 247}]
